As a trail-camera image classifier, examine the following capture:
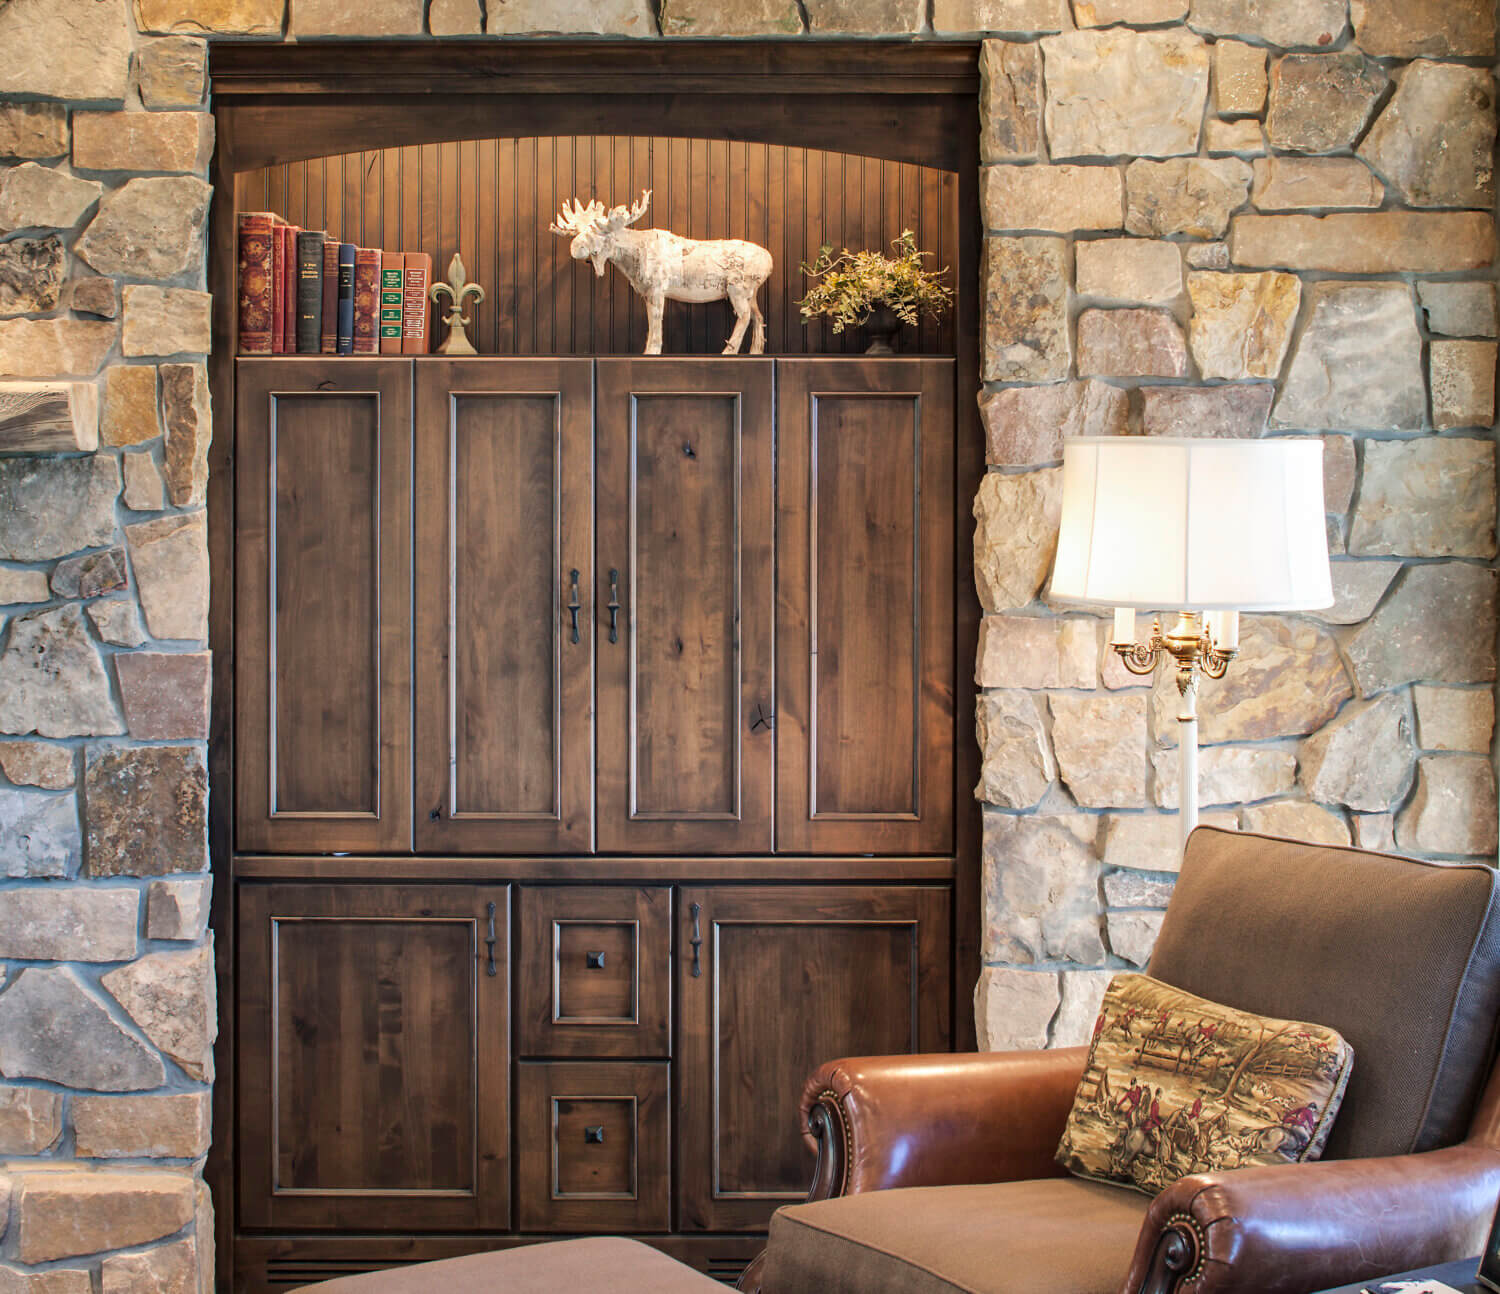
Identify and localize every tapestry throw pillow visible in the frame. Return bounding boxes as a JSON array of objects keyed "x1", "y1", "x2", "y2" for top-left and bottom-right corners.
[{"x1": 1056, "y1": 973, "x2": 1354, "y2": 1196}]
